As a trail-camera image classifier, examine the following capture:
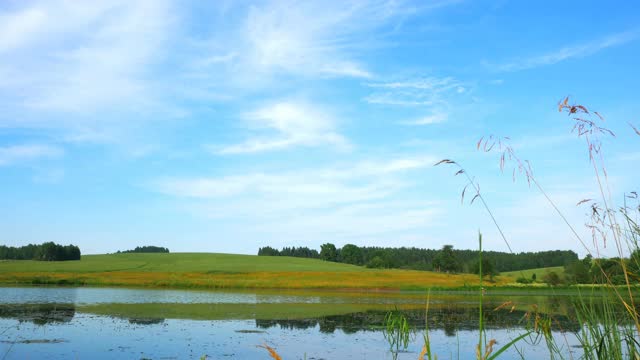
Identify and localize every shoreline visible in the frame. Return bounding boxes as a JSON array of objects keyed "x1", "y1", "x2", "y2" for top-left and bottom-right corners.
[{"x1": 0, "y1": 272, "x2": 635, "y2": 293}]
